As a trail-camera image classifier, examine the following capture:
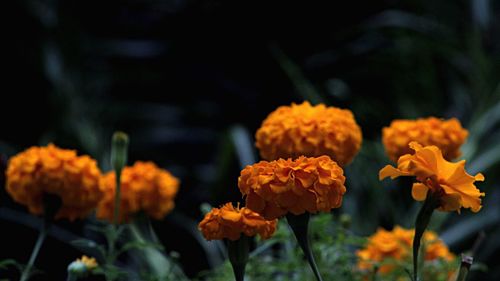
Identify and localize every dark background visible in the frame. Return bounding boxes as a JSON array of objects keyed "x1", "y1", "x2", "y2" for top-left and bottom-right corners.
[{"x1": 2, "y1": 0, "x2": 500, "y2": 280}]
